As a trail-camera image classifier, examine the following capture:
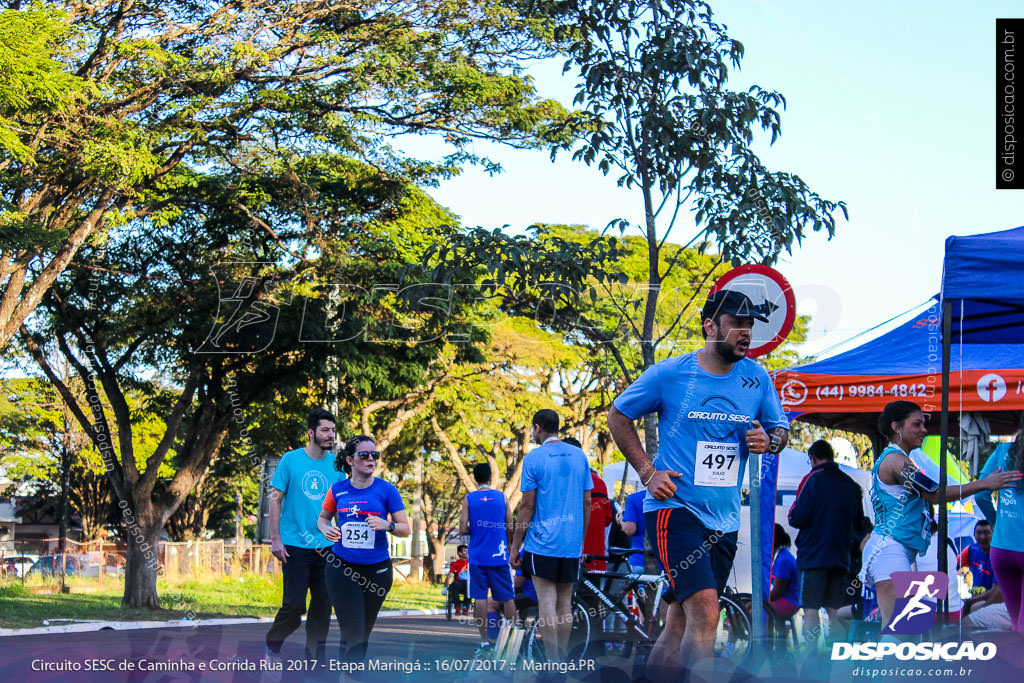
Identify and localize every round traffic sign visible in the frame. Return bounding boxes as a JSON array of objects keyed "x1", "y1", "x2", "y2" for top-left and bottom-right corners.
[{"x1": 709, "y1": 264, "x2": 795, "y2": 358}]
